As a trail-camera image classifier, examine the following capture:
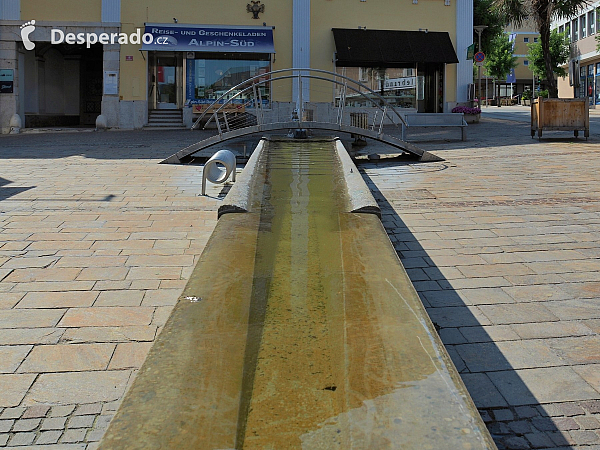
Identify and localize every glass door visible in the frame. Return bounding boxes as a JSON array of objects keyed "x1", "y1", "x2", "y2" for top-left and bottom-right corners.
[{"x1": 156, "y1": 56, "x2": 177, "y2": 109}]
